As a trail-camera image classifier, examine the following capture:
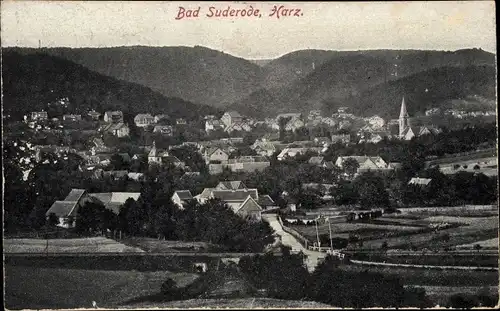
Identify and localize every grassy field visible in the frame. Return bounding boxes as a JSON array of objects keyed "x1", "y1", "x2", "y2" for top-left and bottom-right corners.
[
  {"x1": 405, "y1": 286, "x2": 498, "y2": 306},
  {"x1": 121, "y1": 237, "x2": 221, "y2": 253},
  {"x1": 4, "y1": 237, "x2": 145, "y2": 253},
  {"x1": 4, "y1": 265, "x2": 199, "y2": 310},
  {"x1": 456, "y1": 238, "x2": 499, "y2": 249}
]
